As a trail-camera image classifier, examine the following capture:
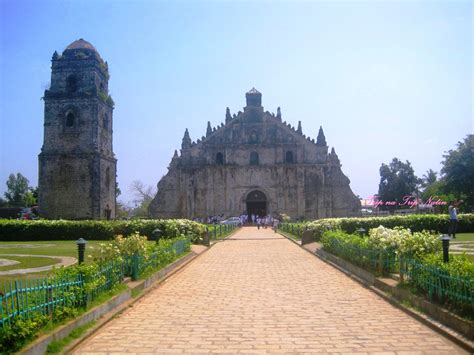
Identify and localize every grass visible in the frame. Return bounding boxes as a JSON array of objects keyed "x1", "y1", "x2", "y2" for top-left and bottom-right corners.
[
  {"x1": 454, "y1": 233, "x2": 474, "y2": 242},
  {"x1": 0, "y1": 255, "x2": 60, "y2": 271},
  {"x1": 0, "y1": 240, "x2": 107, "y2": 259},
  {"x1": 45, "y1": 320, "x2": 96, "y2": 354}
]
